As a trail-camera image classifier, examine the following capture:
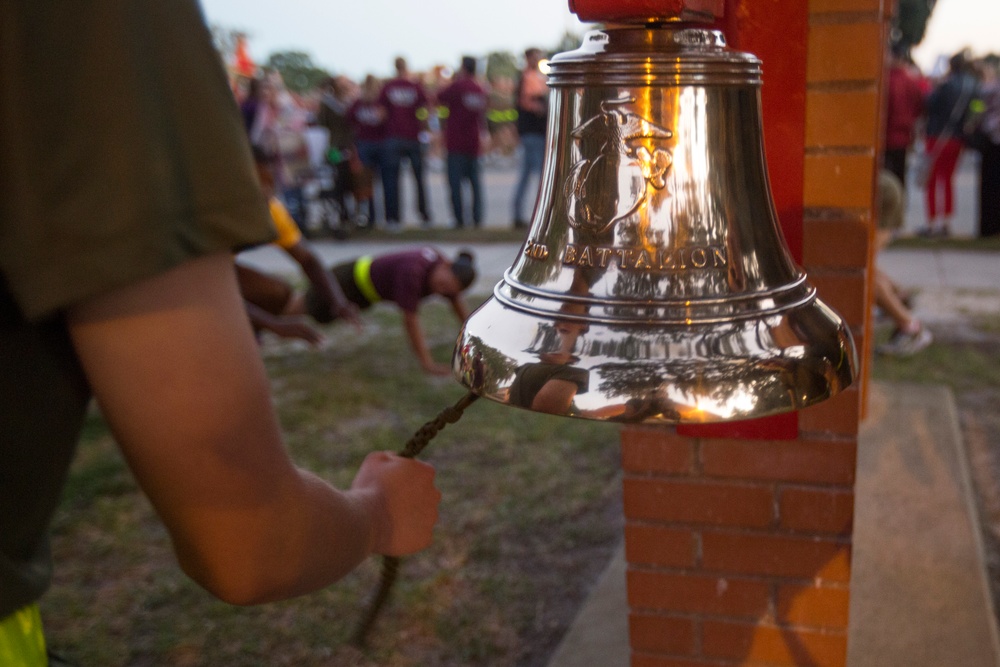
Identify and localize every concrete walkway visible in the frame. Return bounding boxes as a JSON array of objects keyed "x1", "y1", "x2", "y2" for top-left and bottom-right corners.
[
  {"x1": 850, "y1": 383, "x2": 1000, "y2": 666},
  {"x1": 547, "y1": 382, "x2": 1000, "y2": 667}
]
